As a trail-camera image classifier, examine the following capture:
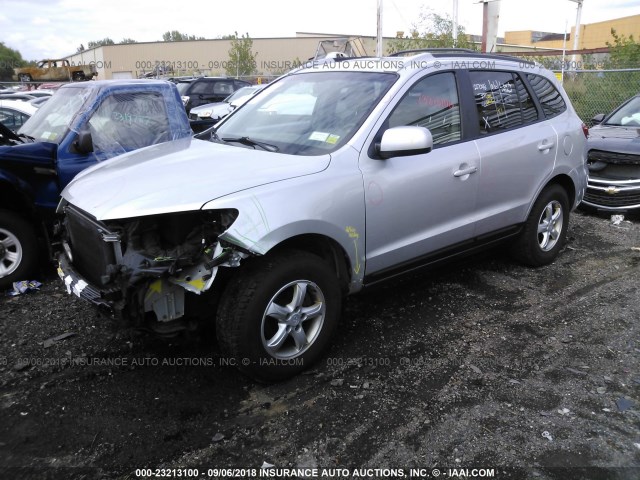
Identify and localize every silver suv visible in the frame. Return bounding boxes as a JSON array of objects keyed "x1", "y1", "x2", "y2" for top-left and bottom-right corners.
[{"x1": 56, "y1": 50, "x2": 588, "y2": 381}]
